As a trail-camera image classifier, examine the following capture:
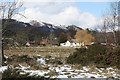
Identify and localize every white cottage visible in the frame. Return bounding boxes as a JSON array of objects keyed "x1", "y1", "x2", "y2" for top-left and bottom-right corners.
[
  {"x1": 60, "y1": 41, "x2": 71, "y2": 47},
  {"x1": 60, "y1": 41, "x2": 82, "y2": 48},
  {"x1": 26, "y1": 42, "x2": 30, "y2": 47}
]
